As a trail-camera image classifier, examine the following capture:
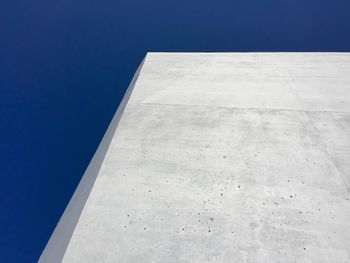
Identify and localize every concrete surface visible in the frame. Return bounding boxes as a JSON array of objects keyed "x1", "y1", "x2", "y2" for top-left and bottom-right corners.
[{"x1": 41, "y1": 53, "x2": 350, "y2": 262}]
